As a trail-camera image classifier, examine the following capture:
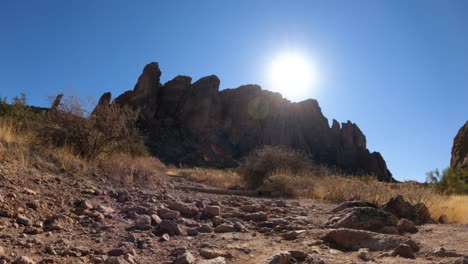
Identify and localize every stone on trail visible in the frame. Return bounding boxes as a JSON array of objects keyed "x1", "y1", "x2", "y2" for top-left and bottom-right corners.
[{"x1": 321, "y1": 228, "x2": 419, "y2": 252}]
